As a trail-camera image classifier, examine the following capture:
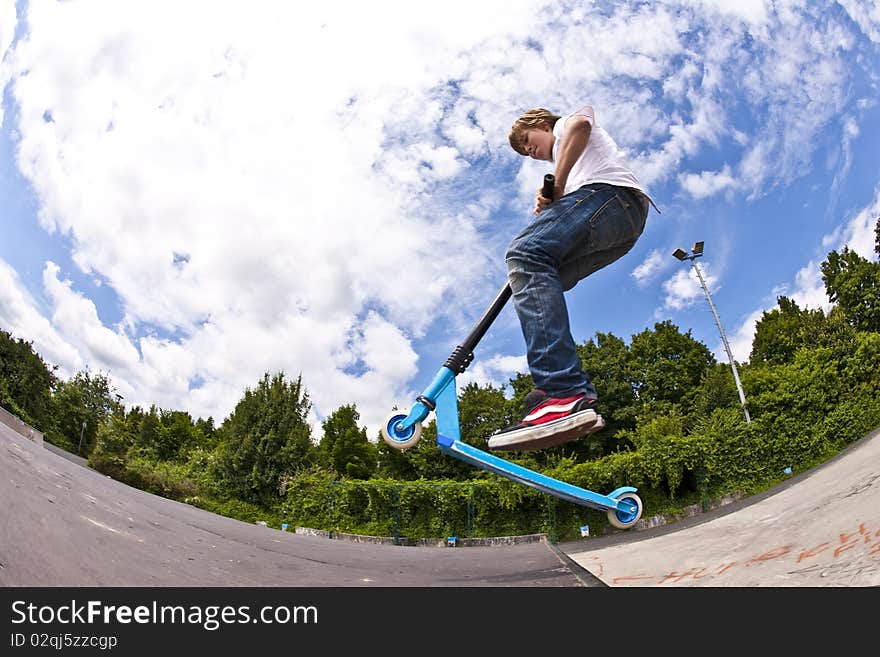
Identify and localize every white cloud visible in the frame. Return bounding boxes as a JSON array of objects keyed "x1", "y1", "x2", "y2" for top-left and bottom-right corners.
[
  {"x1": 789, "y1": 261, "x2": 833, "y2": 313},
  {"x1": 42, "y1": 261, "x2": 140, "y2": 371},
  {"x1": 4, "y1": 1, "x2": 543, "y2": 437},
  {"x1": 678, "y1": 164, "x2": 737, "y2": 200},
  {"x1": 706, "y1": 0, "x2": 770, "y2": 25},
  {"x1": 631, "y1": 249, "x2": 668, "y2": 285},
  {"x1": 830, "y1": 115, "x2": 860, "y2": 200},
  {"x1": 662, "y1": 261, "x2": 720, "y2": 311},
  {"x1": 837, "y1": 185, "x2": 880, "y2": 259},
  {"x1": 839, "y1": 0, "x2": 880, "y2": 43},
  {"x1": 0, "y1": 259, "x2": 83, "y2": 377},
  {"x1": 0, "y1": 0, "x2": 14, "y2": 57},
  {"x1": 457, "y1": 354, "x2": 528, "y2": 396},
  {"x1": 723, "y1": 307, "x2": 765, "y2": 363}
]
